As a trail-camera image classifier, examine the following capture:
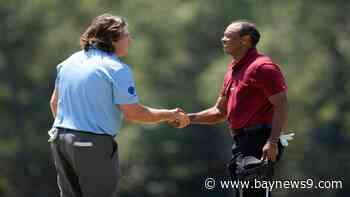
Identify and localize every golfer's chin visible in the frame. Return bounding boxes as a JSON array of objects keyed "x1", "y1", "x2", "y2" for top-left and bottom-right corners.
[{"x1": 223, "y1": 47, "x2": 231, "y2": 54}]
